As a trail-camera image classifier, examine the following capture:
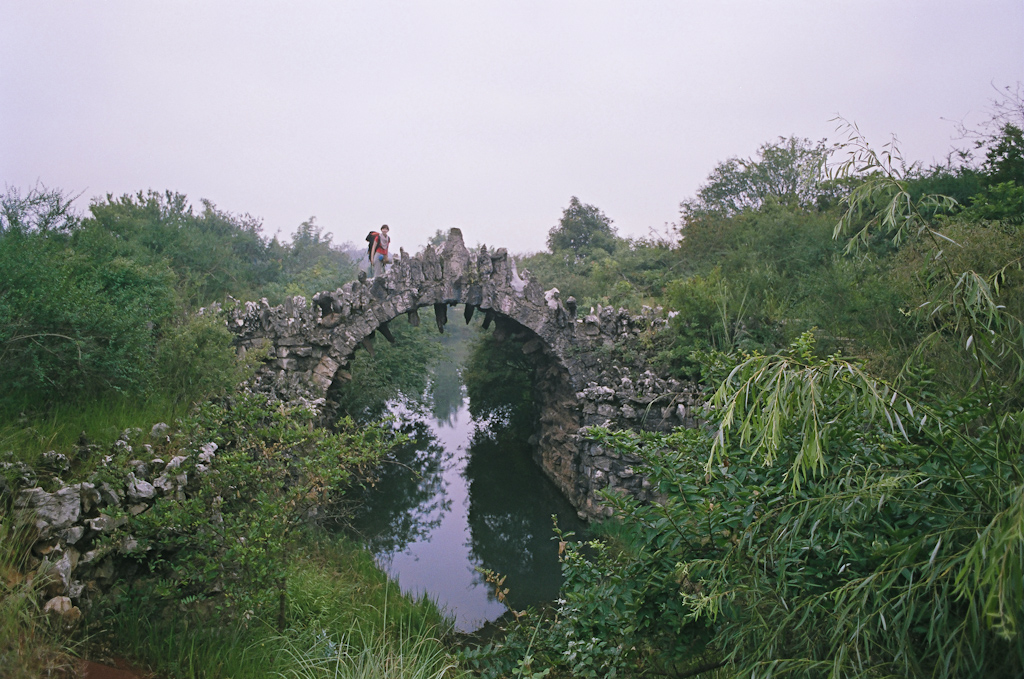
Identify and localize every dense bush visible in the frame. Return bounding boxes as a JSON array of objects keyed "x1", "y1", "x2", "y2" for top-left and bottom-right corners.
[
  {"x1": 0, "y1": 198, "x2": 177, "y2": 404},
  {"x1": 0, "y1": 187, "x2": 359, "y2": 415},
  {"x1": 105, "y1": 392, "x2": 396, "y2": 616}
]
